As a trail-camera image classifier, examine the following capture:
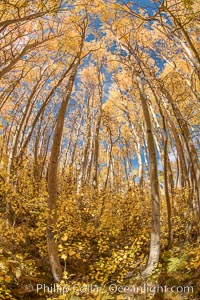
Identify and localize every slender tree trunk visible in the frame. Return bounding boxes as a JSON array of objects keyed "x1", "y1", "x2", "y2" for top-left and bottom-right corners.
[
  {"x1": 92, "y1": 111, "x2": 102, "y2": 189},
  {"x1": 162, "y1": 88, "x2": 200, "y2": 220},
  {"x1": 162, "y1": 116, "x2": 173, "y2": 248},
  {"x1": 136, "y1": 75, "x2": 160, "y2": 276},
  {"x1": 47, "y1": 65, "x2": 78, "y2": 282},
  {"x1": 104, "y1": 127, "x2": 113, "y2": 191}
]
